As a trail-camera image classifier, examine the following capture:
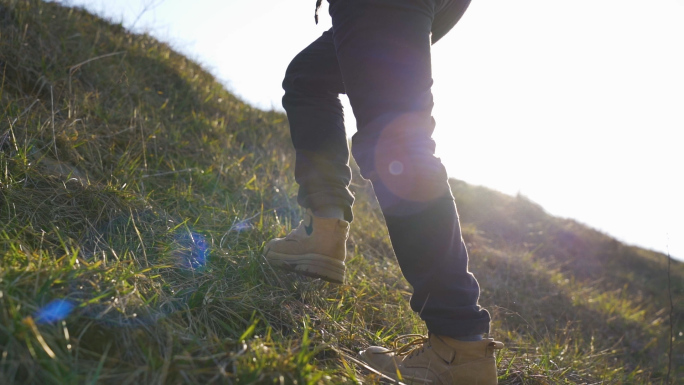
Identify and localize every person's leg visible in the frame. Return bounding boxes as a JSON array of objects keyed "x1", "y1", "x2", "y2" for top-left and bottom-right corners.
[
  {"x1": 265, "y1": 30, "x2": 352, "y2": 283},
  {"x1": 281, "y1": 29, "x2": 354, "y2": 222},
  {"x1": 327, "y1": 0, "x2": 490, "y2": 338},
  {"x1": 328, "y1": 1, "x2": 502, "y2": 382}
]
